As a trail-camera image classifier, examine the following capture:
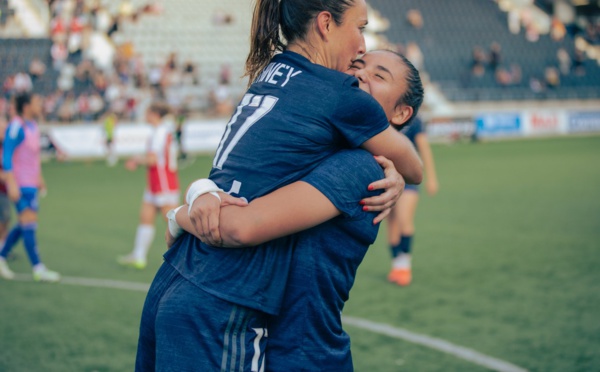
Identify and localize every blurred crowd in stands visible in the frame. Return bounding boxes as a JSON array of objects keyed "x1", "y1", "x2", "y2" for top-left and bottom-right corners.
[{"x1": 1, "y1": 0, "x2": 236, "y2": 124}]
